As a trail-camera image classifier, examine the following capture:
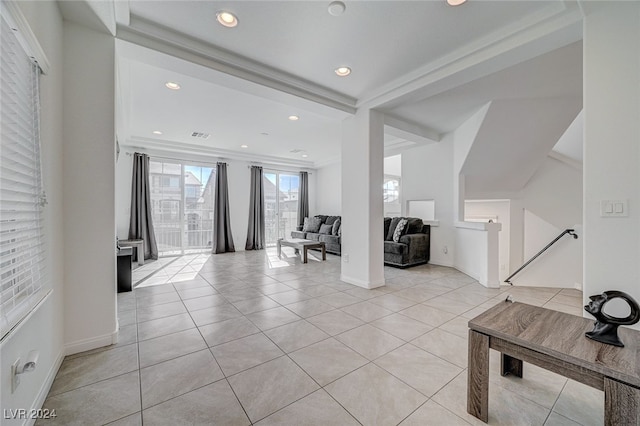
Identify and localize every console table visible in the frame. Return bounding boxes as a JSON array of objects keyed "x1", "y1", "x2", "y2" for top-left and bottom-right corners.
[
  {"x1": 277, "y1": 238, "x2": 326, "y2": 263},
  {"x1": 119, "y1": 239, "x2": 144, "y2": 267},
  {"x1": 468, "y1": 301, "x2": 640, "y2": 425}
]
